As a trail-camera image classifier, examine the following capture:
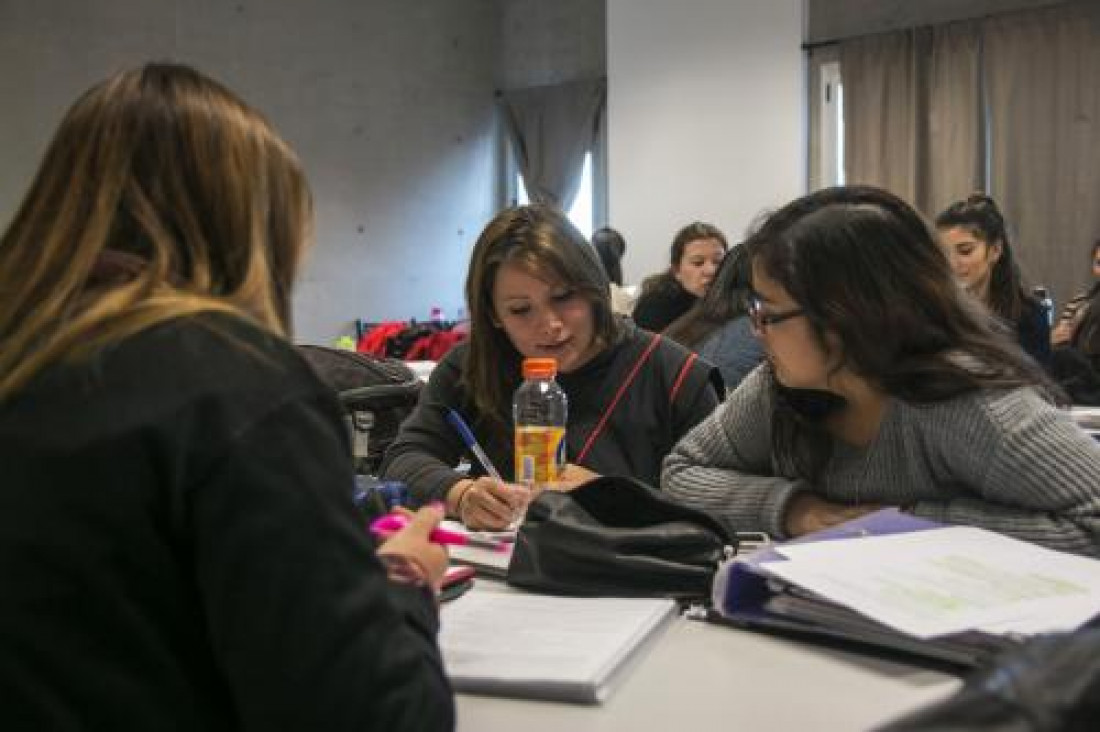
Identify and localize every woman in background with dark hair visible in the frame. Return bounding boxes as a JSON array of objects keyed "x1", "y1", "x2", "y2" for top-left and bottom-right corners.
[
  {"x1": 632, "y1": 221, "x2": 727, "y2": 333},
  {"x1": 665, "y1": 245, "x2": 765, "y2": 391},
  {"x1": 591, "y1": 226, "x2": 625, "y2": 286},
  {"x1": 0, "y1": 64, "x2": 453, "y2": 729},
  {"x1": 936, "y1": 193, "x2": 1051, "y2": 365},
  {"x1": 664, "y1": 186, "x2": 1100, "y2": 557},
  {"x1": 382, "y1": 205, "x2": 721, "y2": 530},
  {"x1": 1052, "y1": 238, "x2": 1100, "y2": 347},
  {"x1": 591, "y1": 226, "x2": 636, "y2": 314}
]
